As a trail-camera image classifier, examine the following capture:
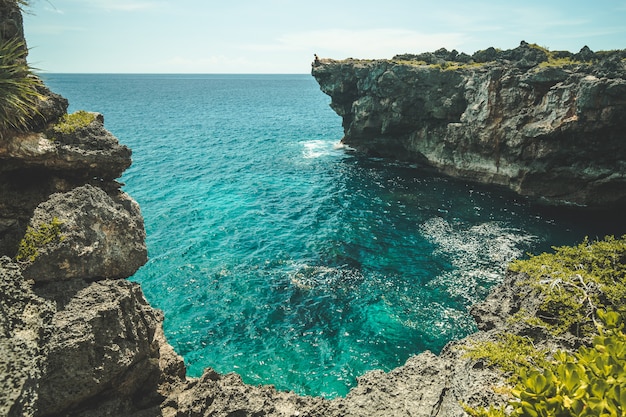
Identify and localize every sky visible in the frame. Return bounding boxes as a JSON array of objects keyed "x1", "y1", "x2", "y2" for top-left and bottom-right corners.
[{"x1": 22, "y1": 0, "x2": 626, "y2": 74}]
